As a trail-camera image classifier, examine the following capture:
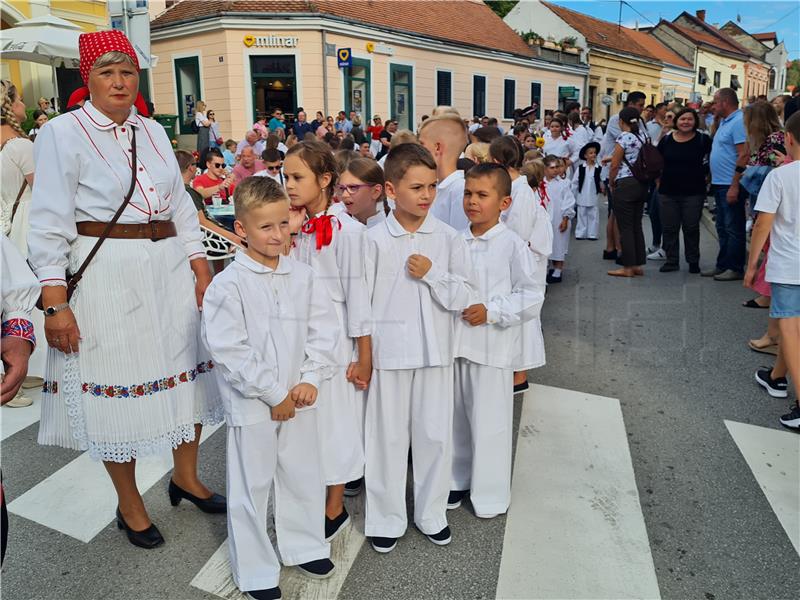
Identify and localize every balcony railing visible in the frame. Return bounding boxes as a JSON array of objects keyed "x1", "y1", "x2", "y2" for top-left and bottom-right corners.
[{"x1": 534, "y1": 46, "x2": 583, "y2": 65}]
